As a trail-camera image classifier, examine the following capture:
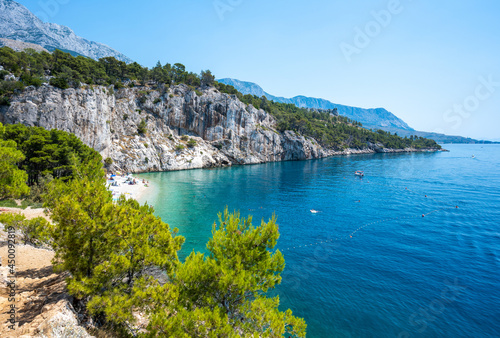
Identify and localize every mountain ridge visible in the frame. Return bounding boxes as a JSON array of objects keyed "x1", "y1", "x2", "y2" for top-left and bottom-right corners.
[
  {"x1": 0, "y1": 0, "x2": 133, "y2": 63},
  {"x1": 217, "y1": 78, "x2": 413, "y2": 131},
  {"x1": 217, "y1": 78, "x2": 497, "y2": 144}
]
